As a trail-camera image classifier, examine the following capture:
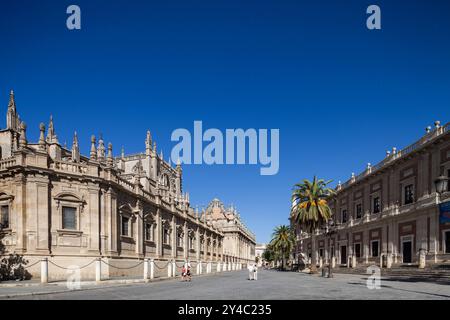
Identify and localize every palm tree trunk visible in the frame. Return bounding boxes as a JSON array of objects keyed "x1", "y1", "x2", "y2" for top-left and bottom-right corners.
[{"x1": 310, "y1": 232, "x2": 317, "y2": 274}]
